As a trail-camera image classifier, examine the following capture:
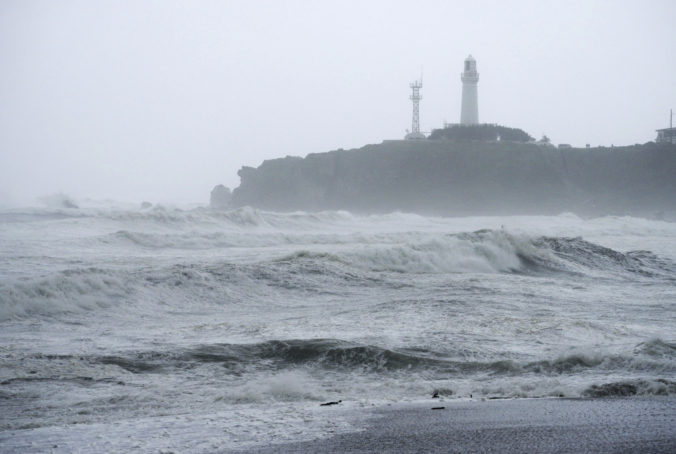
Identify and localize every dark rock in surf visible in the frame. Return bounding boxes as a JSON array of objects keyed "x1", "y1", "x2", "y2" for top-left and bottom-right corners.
[
  {"x1": 583, "y1": 382, "x2": 638, "y2": 397},
  {"x1": 432, "y1": 388, "x2": 452, "y2": 398},
  {"x1": 320, "y1": 400, "x2": 342, "y2": 406},
  {"x1": 210, "y1": 184, "x2": 231, "y2": 210}
]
